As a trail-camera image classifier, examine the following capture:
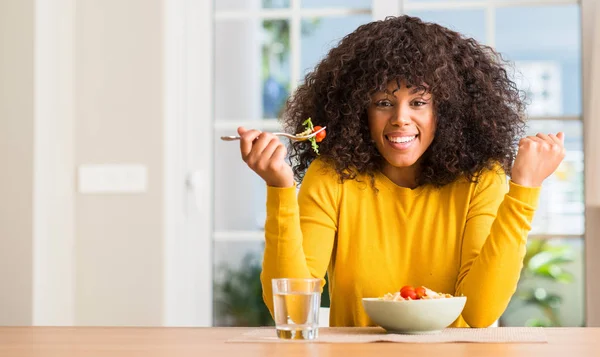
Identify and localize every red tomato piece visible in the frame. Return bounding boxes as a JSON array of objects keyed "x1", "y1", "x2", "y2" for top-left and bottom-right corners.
[
  {"x1": 399, "y1": 285, "x2": 417, "y2": 299},
  {"x1": 401, "y1": 289, "x2": 417, "y2": 300},
  {"x1": 400, "y1": 285, "x2": 413, "y2": 293},
  {"x1": 415, "y1": 286, "x2": 426, "y2": 299},
  {"x1": 312, "y1": 126, "x2": 326, "y2": 142}
]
